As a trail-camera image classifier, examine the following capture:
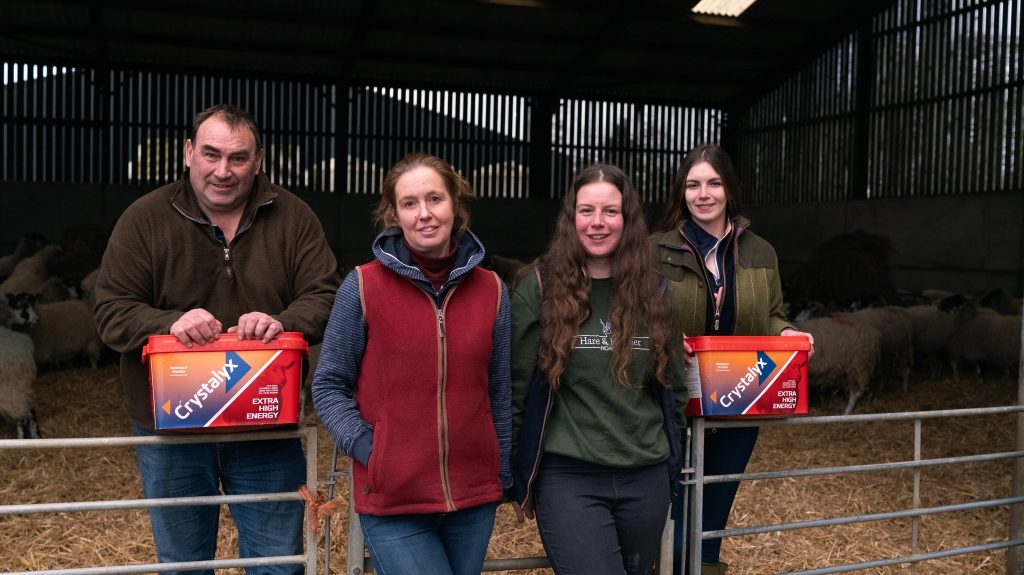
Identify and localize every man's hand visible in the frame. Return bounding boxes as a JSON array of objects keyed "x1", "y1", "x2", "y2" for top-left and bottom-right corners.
[
  {"x1": 170, "y1": 308, "x2": 222, "y2": 347},
  {"x1": 229, "y1": 312, "x2": 284, "y2": 343}
]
